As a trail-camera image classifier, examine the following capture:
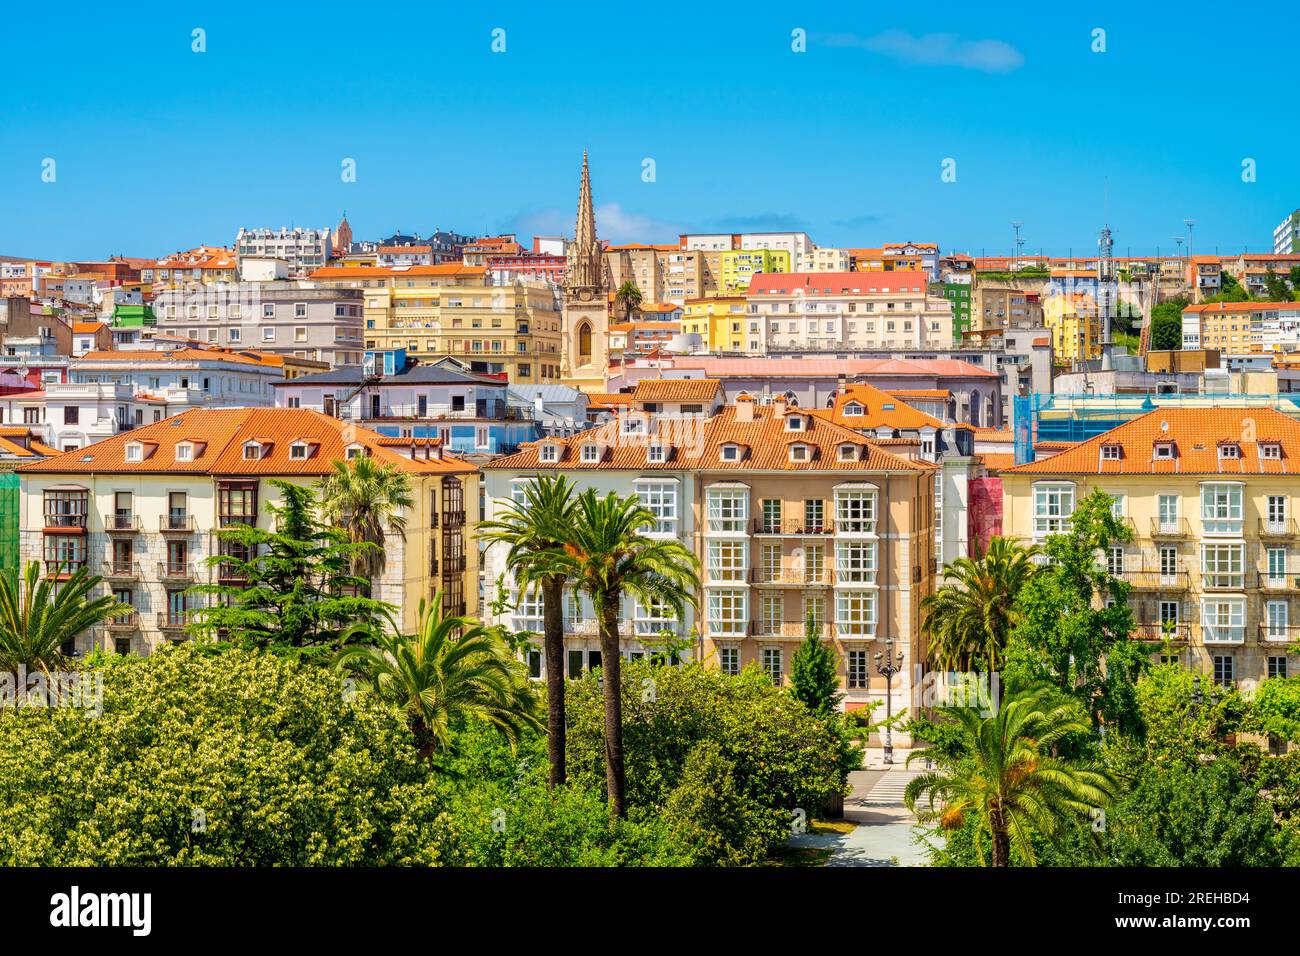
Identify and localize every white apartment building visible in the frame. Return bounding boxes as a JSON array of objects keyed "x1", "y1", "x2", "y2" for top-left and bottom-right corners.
[
  {"x1": 798, "y1": 247, "x2": 852, "y2": 272},
  {"x1": 748, "y1": 271, "x2": 954, "y2": 352},
  {"x1": 234, "y1": 227, "x2": 333, "y2": 275}
]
